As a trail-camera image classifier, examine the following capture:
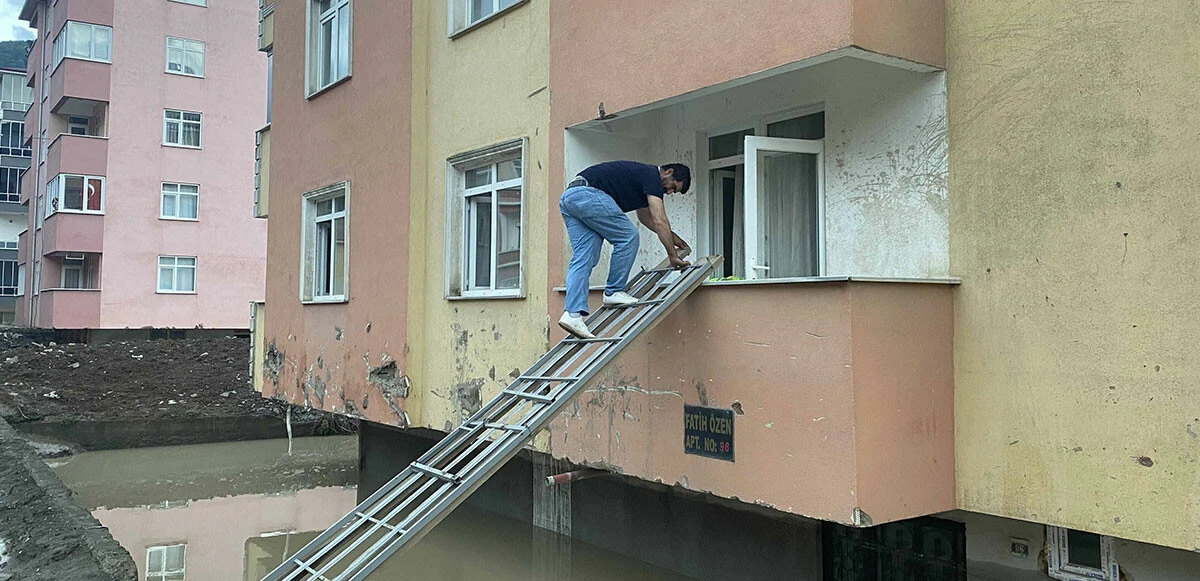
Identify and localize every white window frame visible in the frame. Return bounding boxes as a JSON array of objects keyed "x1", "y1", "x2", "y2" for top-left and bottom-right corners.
[
  {"x1": 160, "y1": 182, "x2": 199, "y2": 221},
  {"x1": 305, "y1": 0, "x2": 352, "y2": 97},
  {"x1": 300, "y1": 182, "x2": 349, "y2": 303},
  {"x1": 1047, "y1": 526, "x2": 1118, "y2": 581},
  {"x1": 697, "y1": 107, "x2": 827, "y2": 282},
  {"x1": 448, "y1": 0, "x2": 526, "y2": 37},
  {"x1": 157, "y1": 255, "x2": 197, "y2": 294},
  {"x1": 0, "y1": 259, "x2": 18, "y2": 296},
  {"x1": 743, "y1": 135, "x2": 825, "y2": 280},
  {"x1": 45, "y1": 174, "x2": 105, "y2": 216},
  {"x1": 163, "y1": 109, "x2": 202, "y2": 148},
  {"x1": 67, "y1": 116, "x2": 89, "y2": 135},
  {"x1": 60, "y1": 255, "x2": 85, "y2": 289},
  {"x1": 15, "y1": 263, "x2": 25, "y2": 297},
  {"x1": 165, "y1": 37, "x2": 205, "y2": 77},
  {"x1": 0, "y1": 167, "x2": 21, "y2": 203},
  {"x1": 444, "y1": 138, "x2": 525, "y2": 299},
  {"x1": 1, "y1": 72, "x2": 33, "y2": 109},
  {"x1": 146, "y1": 543, "x2": 187, "y2": 581},
  {"x1": 53, "y1": 21, "x2": 113, "y2": 68}
]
